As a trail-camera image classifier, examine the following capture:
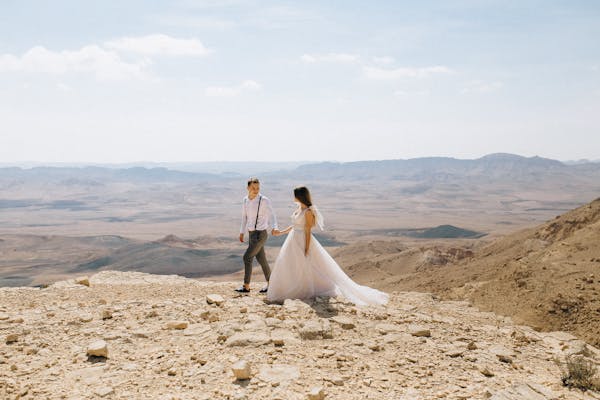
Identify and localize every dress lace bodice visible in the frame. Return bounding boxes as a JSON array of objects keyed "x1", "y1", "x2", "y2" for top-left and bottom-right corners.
[
  {"x1": 291, "y1": 207, "x2": 309, "y2": 231},
  {"x1": 290, "y1": 205, "x2": 324, "y2": 232}
]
